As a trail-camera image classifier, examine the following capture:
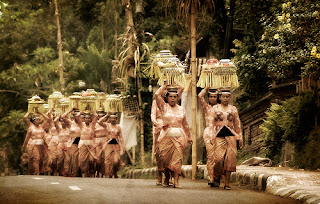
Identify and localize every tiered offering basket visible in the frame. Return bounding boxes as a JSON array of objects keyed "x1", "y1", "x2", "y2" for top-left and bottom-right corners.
[
  {"x1": 56, "y1": 98, "x2": 70, "y2": 115},
  {"x1": 149, "y1": 50, "x2": 187, "y2": 86},
  {"x1": 28, "y1": 95, "x2": 45, "y2": 113},
  {"x1": 197, "y1": 58, "x2": 239, "y2": 89},
  {"x1": 79, "y1": 89, "x2": 98, "y2": 112},
  {"x1": 104, "y1": 94, "x2": 122, "y2": 112},
  {"x1": 69, "y1": 92, "x2": 82, "y2": 109},
  {"x1": 48, "y1": 92, "x2": 64, "y2": 109},
  {"x1": 96, "y1": 92, "x2": 107, "y2": 110}
]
